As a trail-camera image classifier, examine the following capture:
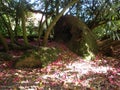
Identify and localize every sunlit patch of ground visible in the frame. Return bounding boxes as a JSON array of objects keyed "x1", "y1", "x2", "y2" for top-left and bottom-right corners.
[
  {"x1": 40, "y1": 57, "x2": 120, "y2": 90},
  {"x1": 0, "y1": 42, "x2": 120, "y2": 90}
]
